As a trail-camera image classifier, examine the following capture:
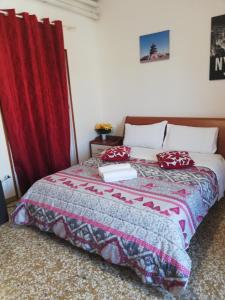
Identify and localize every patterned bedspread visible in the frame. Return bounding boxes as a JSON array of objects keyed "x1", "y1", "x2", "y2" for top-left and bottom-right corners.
[{"x1": 12, "y1": 157, "x2": 219, "y2": 295}]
